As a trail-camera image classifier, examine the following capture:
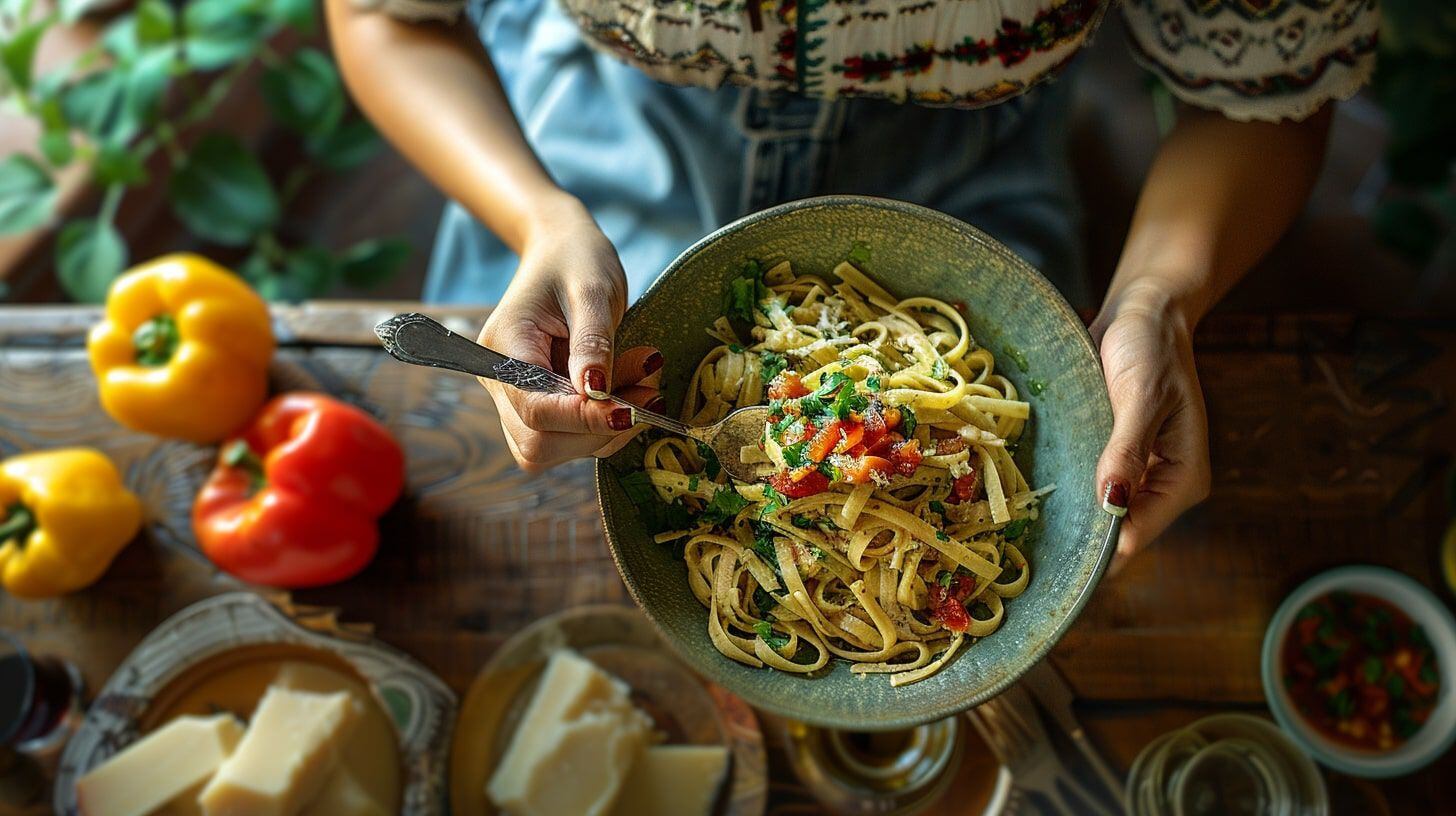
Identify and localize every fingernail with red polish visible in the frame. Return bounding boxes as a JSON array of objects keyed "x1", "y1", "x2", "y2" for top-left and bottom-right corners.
[
  {"x1": 585, "y1": 368, "x2": 608, "y2": 399},
  {"x1": 646, "y1": 396, "x2": 666, "y2": 414},
  {"x1": 642, "y1": 351, "x2": 664, "y2": 375},
  {"x1": 1102, "y1": 479, "x2": 1129, "y2": 517},
  {"x1": 608, "y1": 407, "x2": 633, "y2": 431}
]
